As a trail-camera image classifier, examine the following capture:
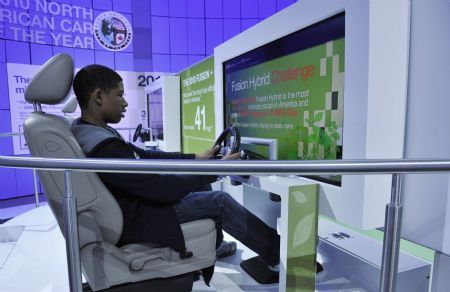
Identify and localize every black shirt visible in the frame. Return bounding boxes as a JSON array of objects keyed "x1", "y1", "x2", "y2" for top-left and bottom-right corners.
[{"x1": 87, "y1": 131, "x2": 217, "y2": 251}]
